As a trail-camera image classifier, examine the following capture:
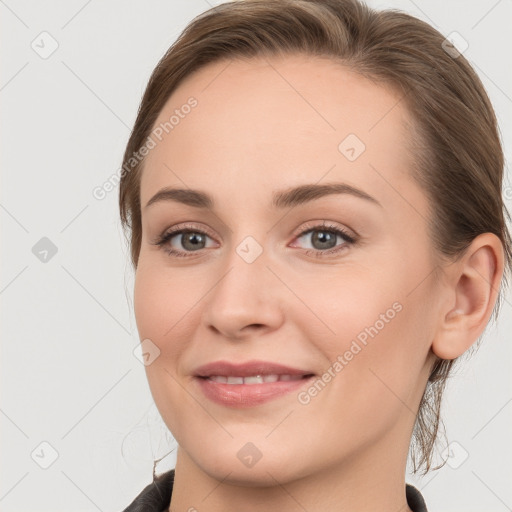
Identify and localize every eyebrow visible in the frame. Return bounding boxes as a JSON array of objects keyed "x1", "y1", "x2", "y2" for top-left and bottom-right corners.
[{"x1": 144, "y1": 182, "x2": 382, "y2": 210}]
